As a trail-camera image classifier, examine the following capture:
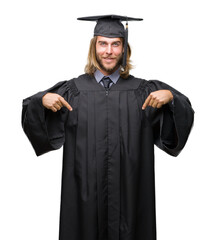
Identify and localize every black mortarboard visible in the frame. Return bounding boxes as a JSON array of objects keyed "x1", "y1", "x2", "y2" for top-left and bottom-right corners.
[{"x1": 77, "y1": 15, "x2": 143, "y2": 69}]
